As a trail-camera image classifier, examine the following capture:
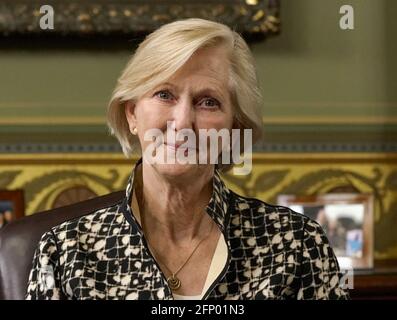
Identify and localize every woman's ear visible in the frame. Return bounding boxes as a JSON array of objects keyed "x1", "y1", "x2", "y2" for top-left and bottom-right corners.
[{"x1": 125, "y1": 100, "x2": 137, "y2": 133}]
